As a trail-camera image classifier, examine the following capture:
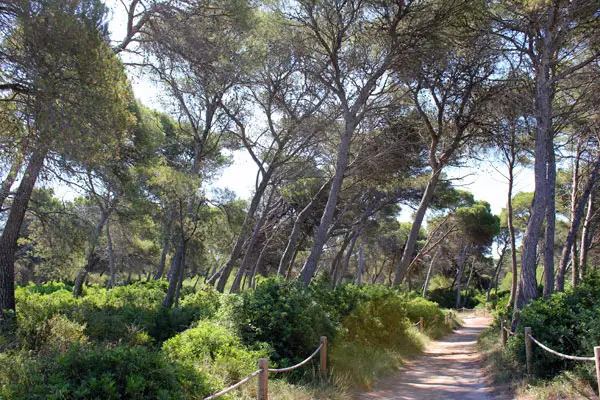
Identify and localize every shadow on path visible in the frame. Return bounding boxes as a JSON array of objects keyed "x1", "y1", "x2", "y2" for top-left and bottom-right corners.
[{"x1": 359, "y1": 315, "x2": 501, "y2": 400}]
